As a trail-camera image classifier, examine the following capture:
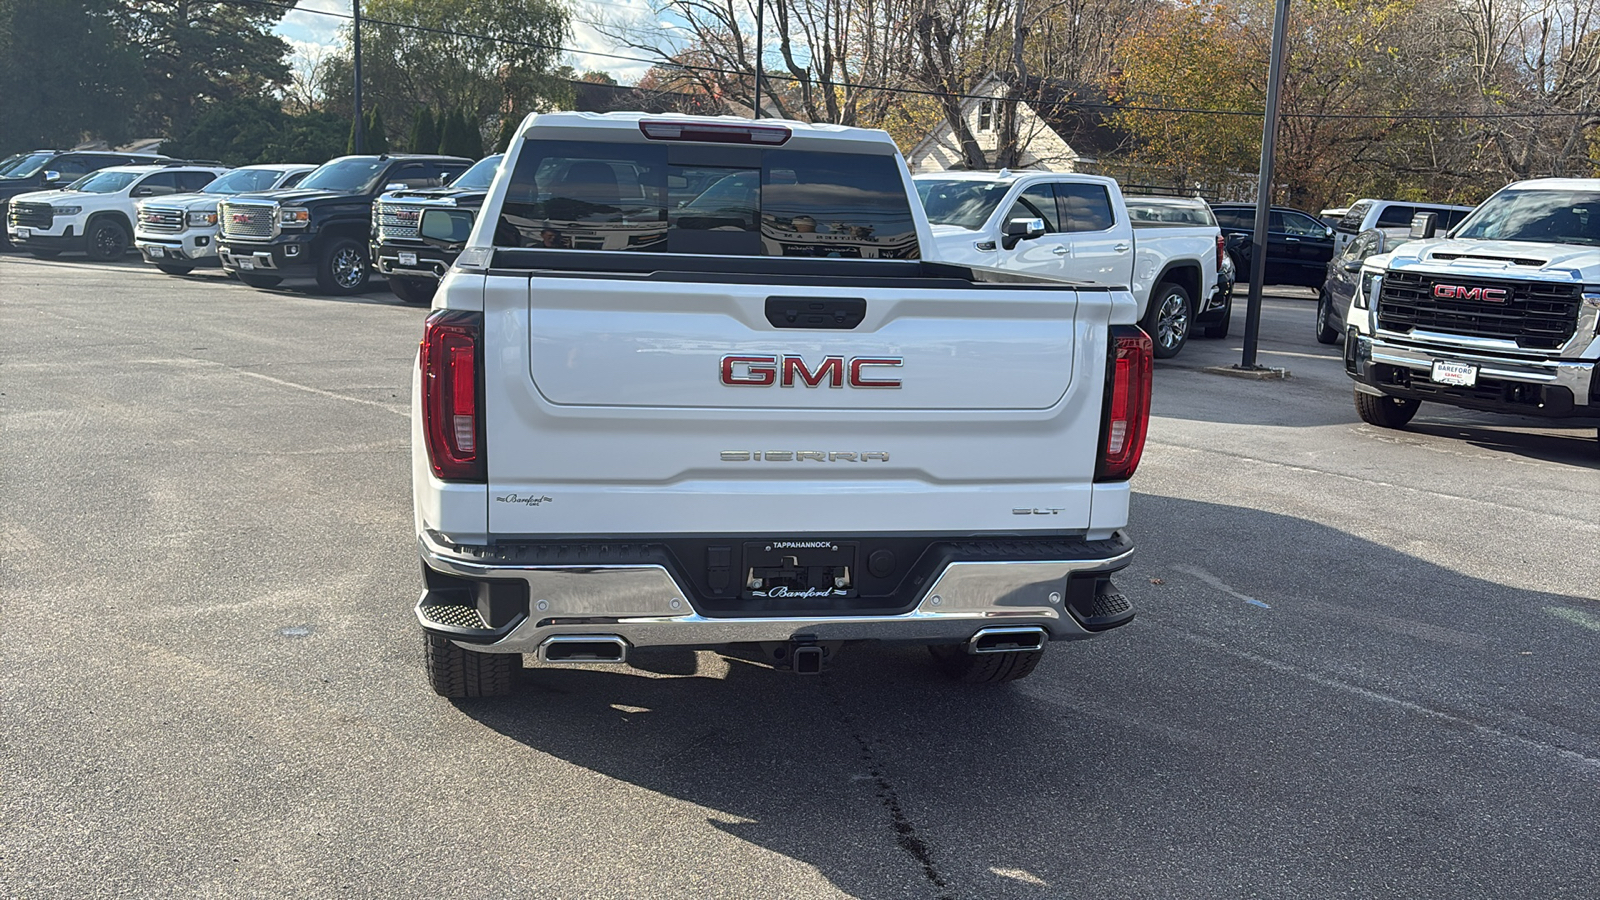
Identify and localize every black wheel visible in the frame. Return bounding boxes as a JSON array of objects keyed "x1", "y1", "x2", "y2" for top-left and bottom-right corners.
[
  {"x1": 387, "y1": 276, "x2": 436, "y2": 305},
  {"x1": 235, "y1": 271, "x2": 282, "y2": 289},
  {"x1": 28, "y1": 249, "x2": 60, "y2": 259},
  {"x1": 1141, "y1": 282, "x2": 1192, "y2": 359},
  {"x1": 1200, "y1": 288, "x2": 1232, "y2": 338},
  {"x1": 424, "y1": 632, "x2": 518, "y2": 698},
  {"x1": 1315, "y1": 290, "x2": 1341, "y2": 344},
  {"x1": 1354, "y1": 390, "x2": 1420, "y2": 429},
  {"x1": 84, "y1": 218, "x2": 130, "y2": 261},
  {"x1": 927, "y1": 644, "x2": 1045, "y2": 684},
  {"x1": 156, "y1": 262, "x2": 195, "y2": 276},
  {"x1": 315, "y1": 237, "x2": 369, "y2": 295}
]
